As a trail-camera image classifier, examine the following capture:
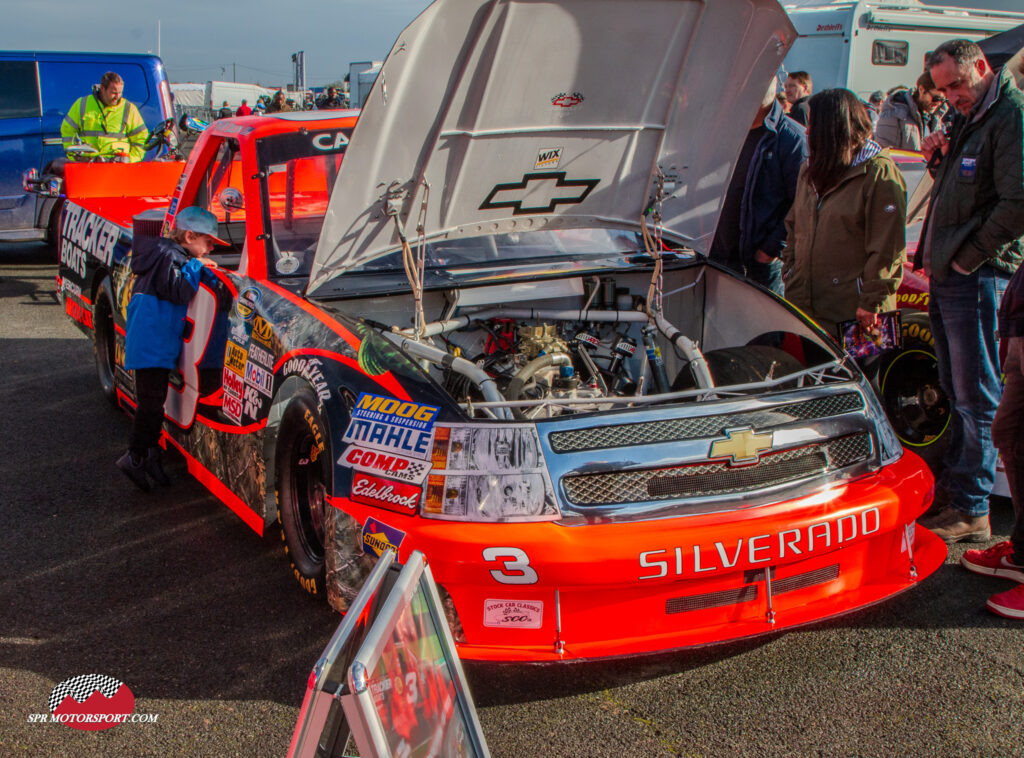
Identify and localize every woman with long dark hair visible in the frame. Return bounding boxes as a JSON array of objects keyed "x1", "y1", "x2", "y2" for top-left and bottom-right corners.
[{"x1": 783, "y1": 88, "x2": 907, "y2": 344}]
